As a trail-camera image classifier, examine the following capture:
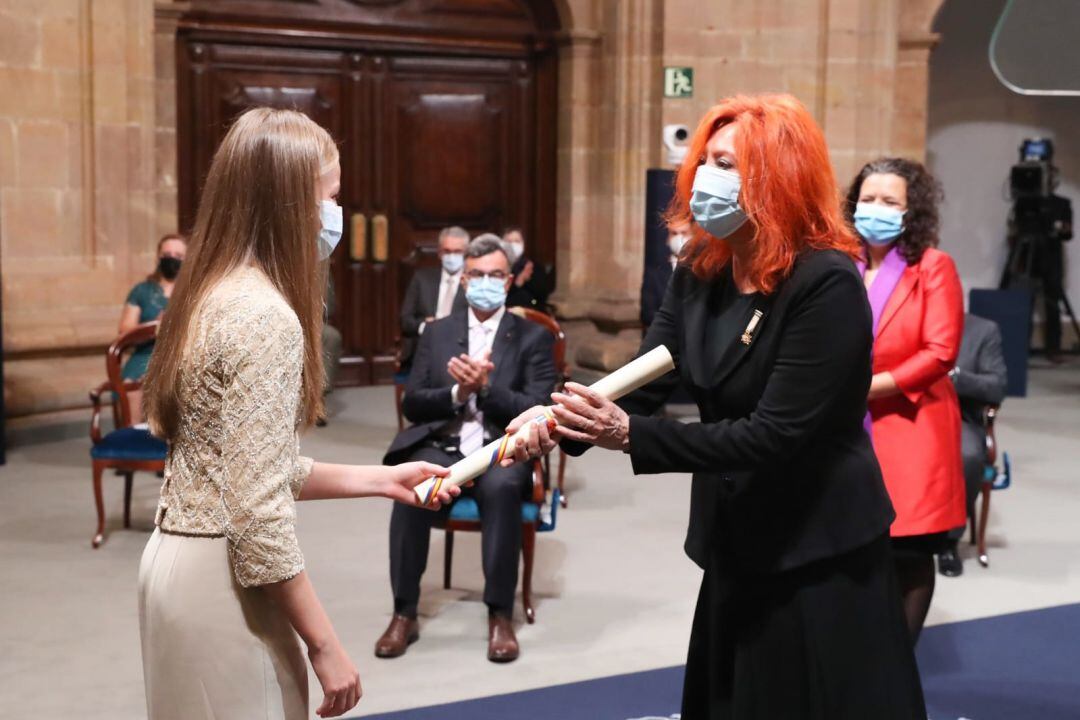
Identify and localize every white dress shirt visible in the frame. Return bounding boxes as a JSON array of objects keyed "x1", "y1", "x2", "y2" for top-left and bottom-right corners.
[
  {"x1": 420, "y1": 269, "x2": 462, "y2": 336},
  {"x1": 435, "y1": 269, "x2": 462, "y2": 319},
  {"x1": 452, "y1": 305, "x2": 505, "y2": 456}
]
